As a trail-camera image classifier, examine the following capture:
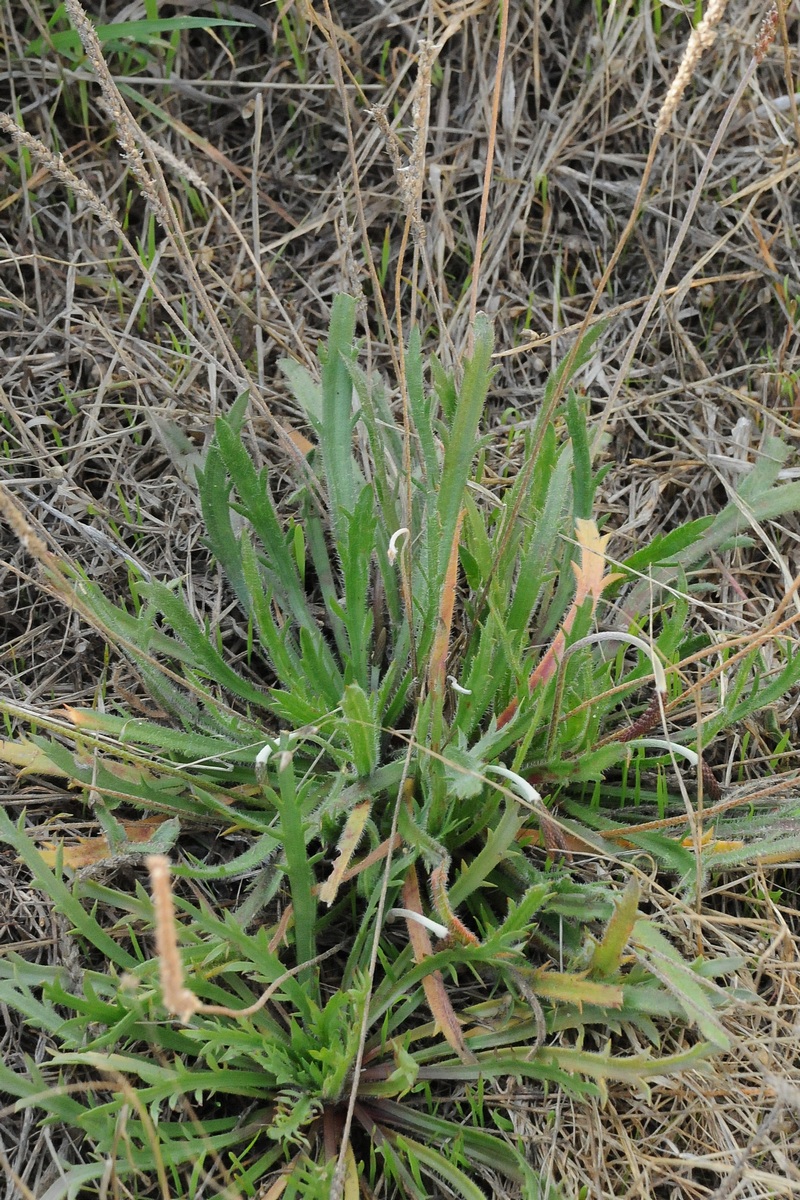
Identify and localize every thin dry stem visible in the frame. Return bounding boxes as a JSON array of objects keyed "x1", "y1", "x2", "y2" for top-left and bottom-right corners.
[{"x1": 467, "y1": 0, "x2": 509, "y2": 339}]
